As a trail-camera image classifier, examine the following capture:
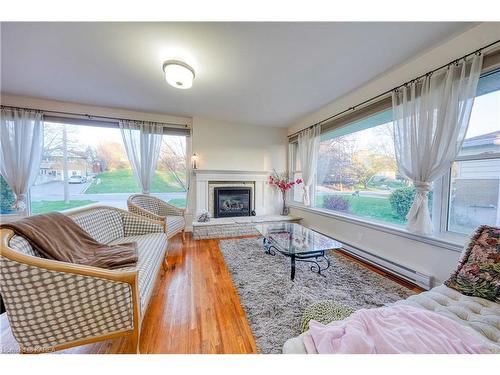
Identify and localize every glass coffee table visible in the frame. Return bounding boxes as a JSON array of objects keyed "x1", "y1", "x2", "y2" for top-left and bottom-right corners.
[{"x1": 255, "y1": 222, "x2": 342, "y2": 281}]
